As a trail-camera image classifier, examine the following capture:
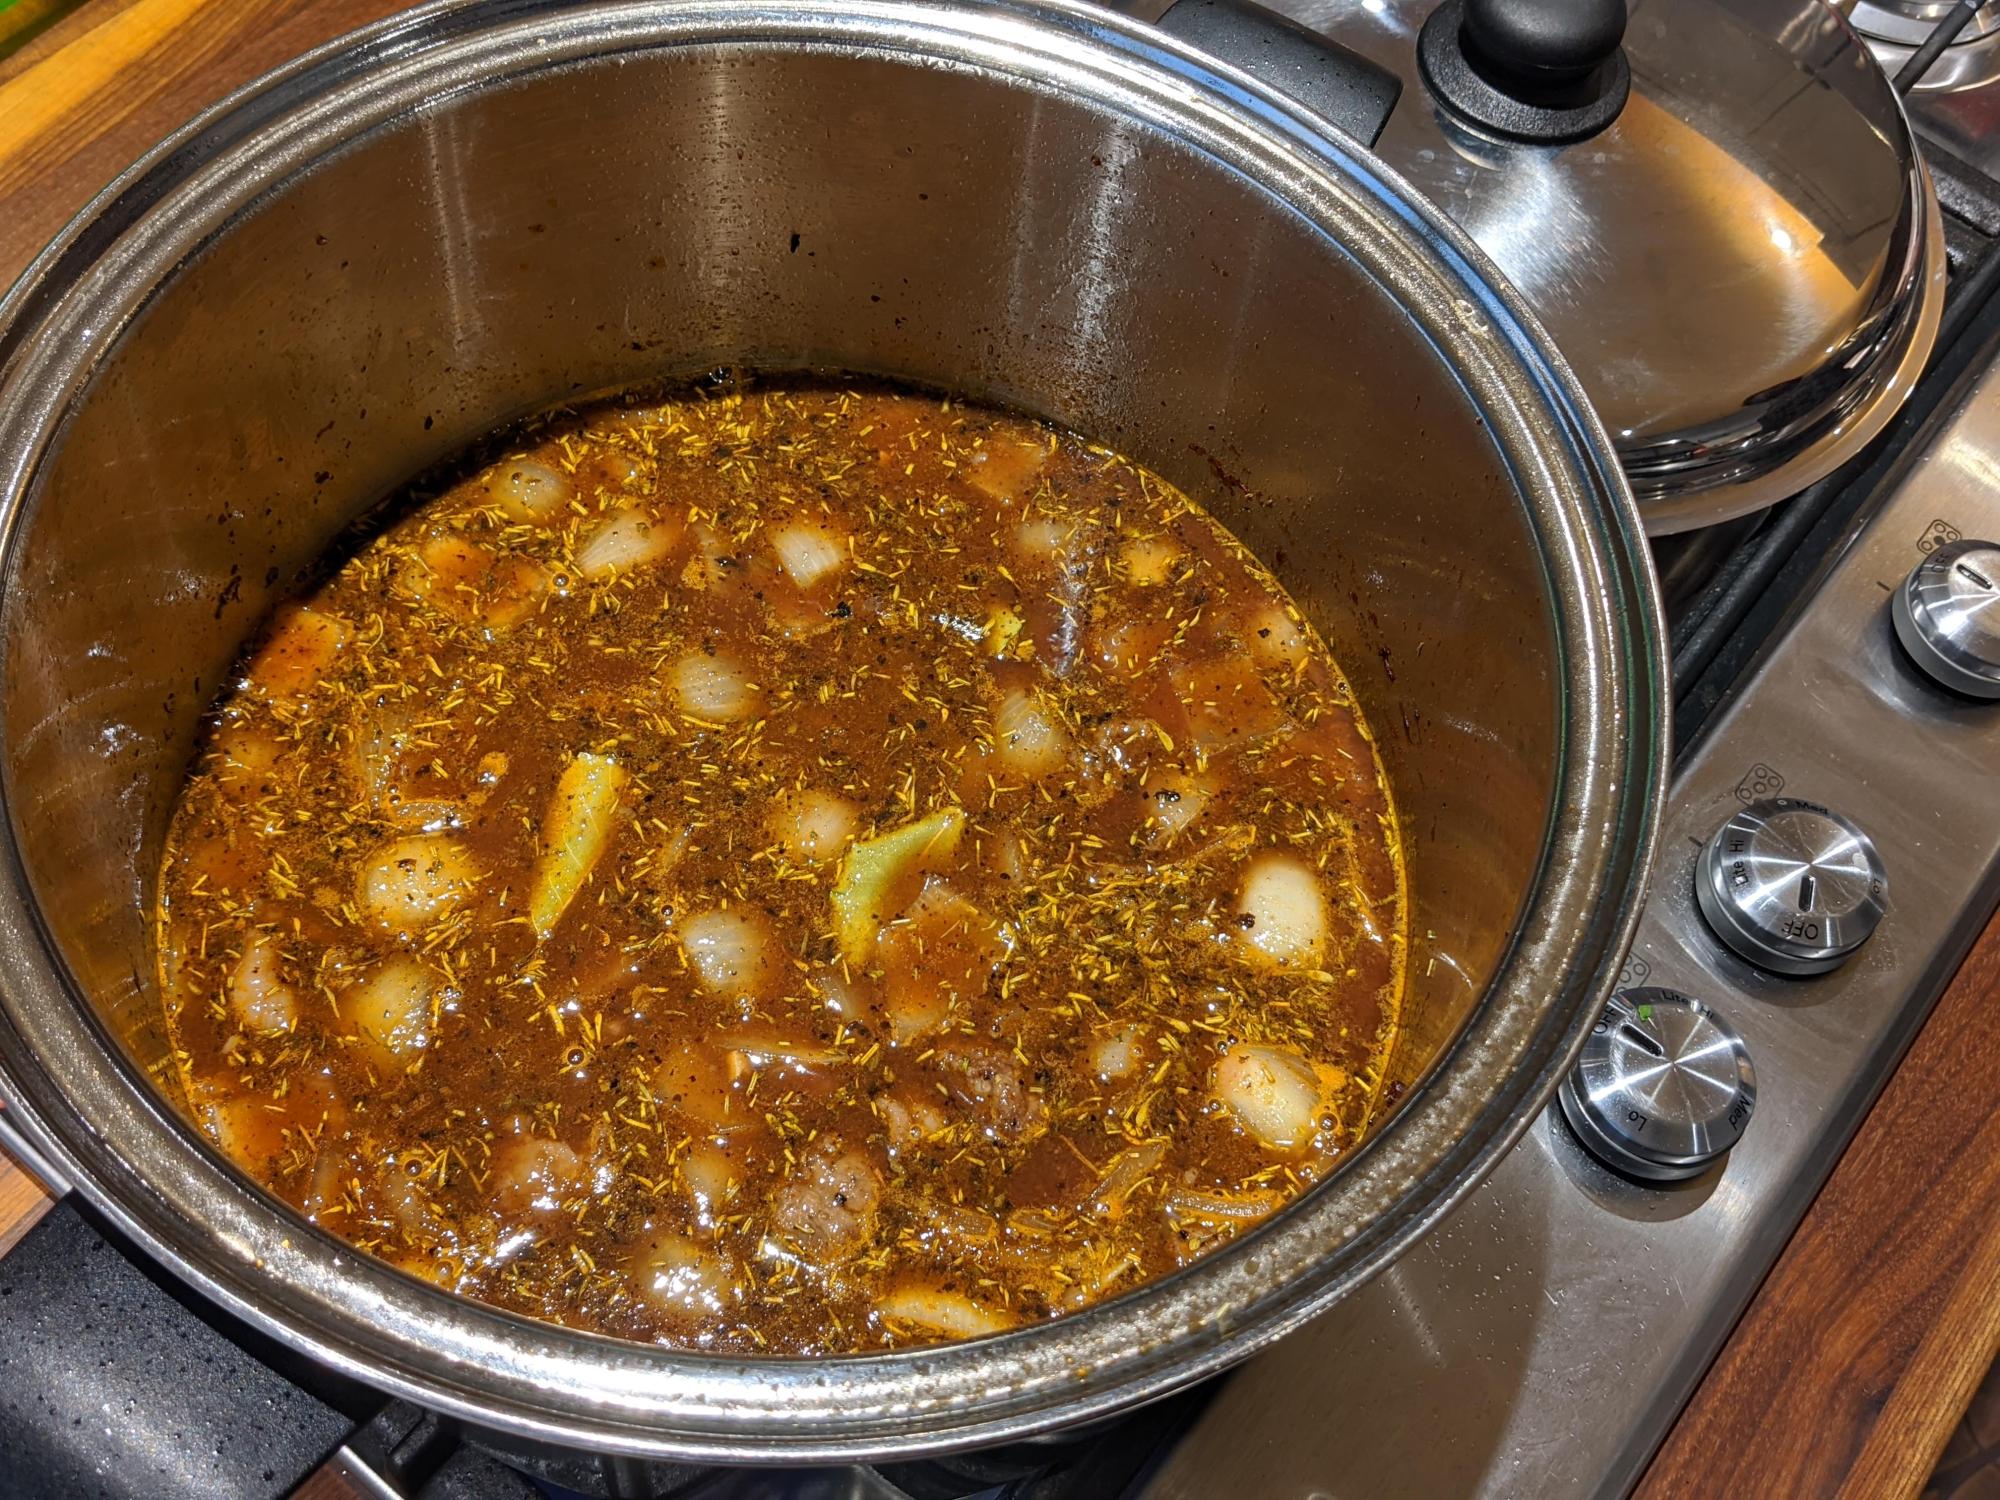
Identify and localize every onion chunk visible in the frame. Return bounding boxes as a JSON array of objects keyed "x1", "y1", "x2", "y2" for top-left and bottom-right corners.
[
  {"x1": 770, "y1": 520, "x2": 849, "y2": 588},
  {"x1": 767, "y1": 788, "x2": 858, "y2": 866},
  {"x1": 479, "y1": 458, "x2": 569, "y2": 524},
  {"x1": 967, "y1": 438, "x2": 1048, "y2": 503},
  {"x1": 357, "y1": 834, "x2": 478, "y2": 934},
  {"x1": 404, "y1": 535, "x2": 549, "y2": 629},
  {"x1": 679, "y1": 908, "x2": 778, "y2": 998},
  {"x1": 1142, "y1": 767, "x2": 1214, "y2": 843},
  {"x1": 877, "y1": 881, "x2": 1008, "y2": 1043},
  {"x1": 245, "y1": 606, "x2": 349, "y2": 702},
  {"x1": 1213, "y1": 1044, "x2": 1324, "y2": 1150},
  {"x1": 1118, "y1": 534, "x2": 1181, "y2": 586},
  {"x1": 638, "y1": 1234, "x2": 738, "y2": 1319},
  {"x1": 875, "y1": 1284, "x2": 1015, "y2": 1338},
  {"x1": 576, "y1": 507, "x2": 678, "y2": 579},
  {"x1": 1234, "y1": 851, "x2": 1329, "y2": 970},
  {"x1": 345, "y1": 956, "x2": 434, "y2": 1065},
  {"x1": 668, "y1": 652, "x2": 761, "y2": 722},
  {"x1": 228, "y1": 936, "x2": 297, "y2": 1033},
  {"x1": 991, "y1": 689, "x2": 1071, "y2": 779}
]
